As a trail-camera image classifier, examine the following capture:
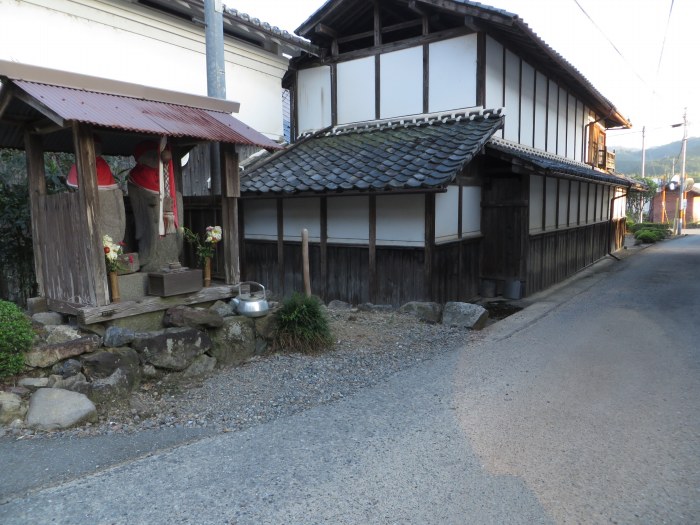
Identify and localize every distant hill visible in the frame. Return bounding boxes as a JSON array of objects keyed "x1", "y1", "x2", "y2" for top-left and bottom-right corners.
[{"x1": 613, "y1": 137, "x2": 700, "y2": 179}]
